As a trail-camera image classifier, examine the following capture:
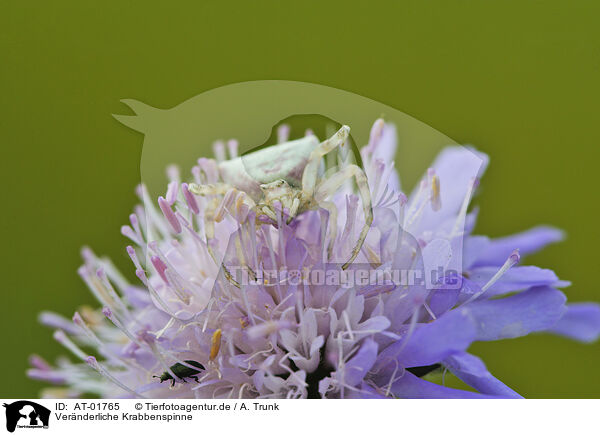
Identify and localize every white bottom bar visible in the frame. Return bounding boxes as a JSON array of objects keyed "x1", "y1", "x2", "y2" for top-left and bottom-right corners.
[{"x1": 2, "y1": 399, "x2": 596, "y2": 435}]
